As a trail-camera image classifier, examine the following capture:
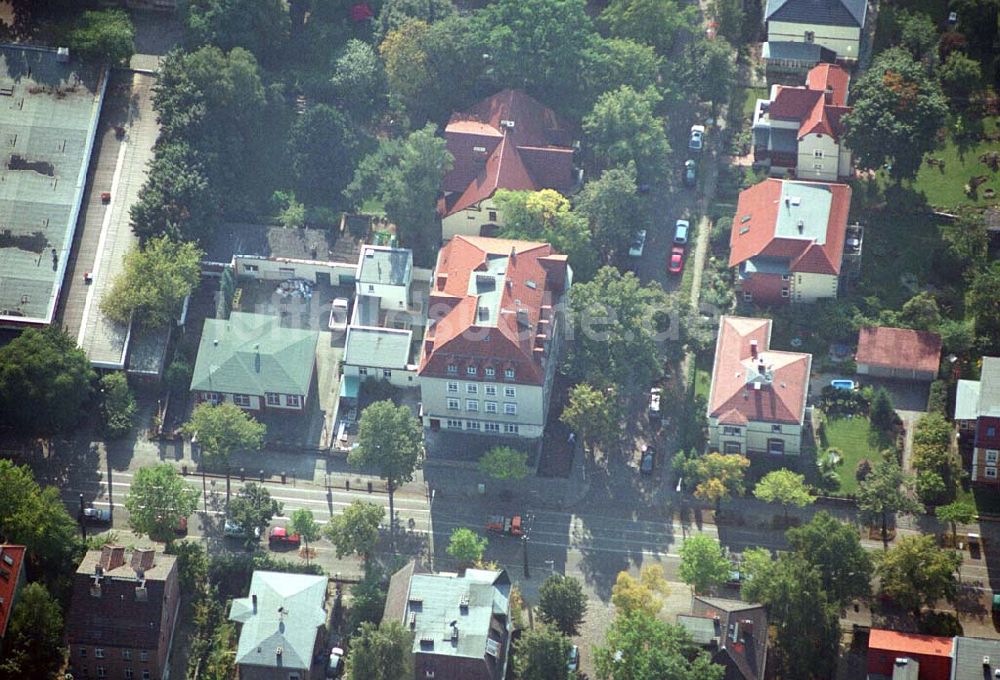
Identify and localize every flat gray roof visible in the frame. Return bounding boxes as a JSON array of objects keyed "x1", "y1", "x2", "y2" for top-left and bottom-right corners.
[
  {"x1": 358, "y1": 246, "x2": 412, "y2": 286},
  {"x1": 344, "y1": 326, "x2": 412, "y2": 369},
  {"x1": 775, "y1": 181, "x2": 832, "y2": 243},
  {"x1": 0, "y1": 45, "x2": 105, "y2": 326}
]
